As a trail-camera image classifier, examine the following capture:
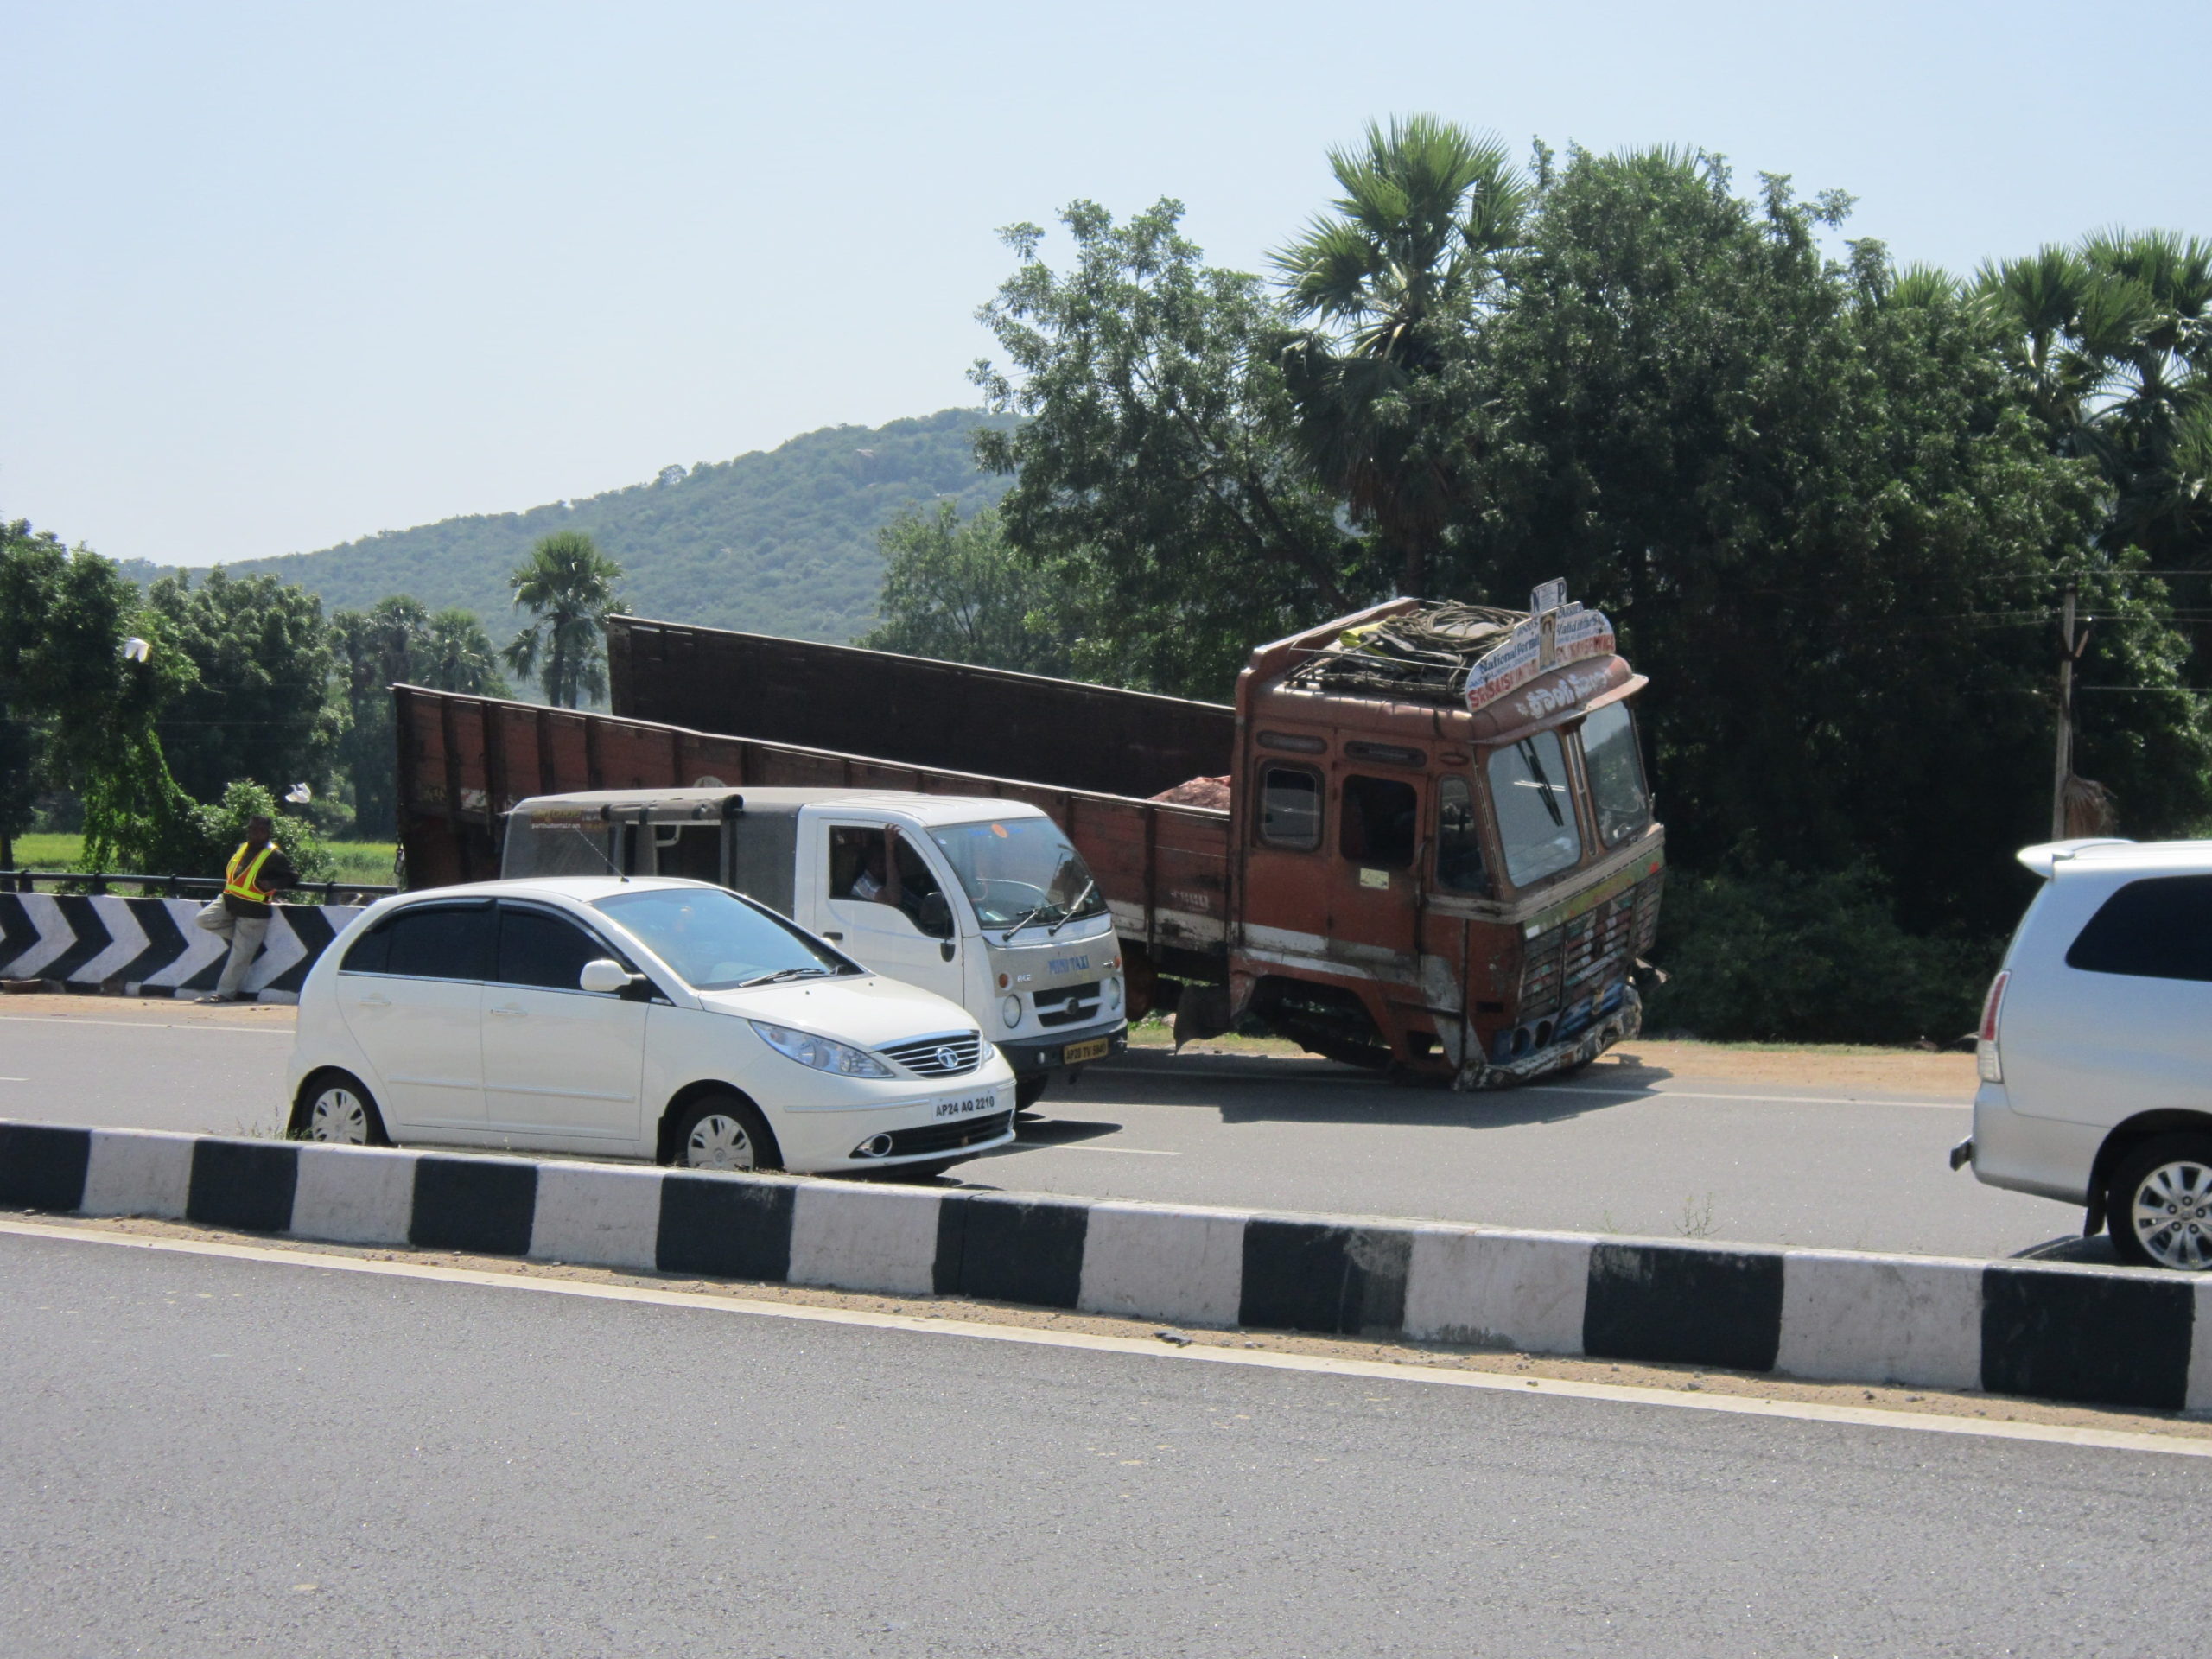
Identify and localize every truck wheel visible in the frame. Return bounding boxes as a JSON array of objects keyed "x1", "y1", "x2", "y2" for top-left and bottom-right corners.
[
  {"x1": 1014, "y1": 1075, "x2": 1050, "y2": 1113},
  {"x1": 2107, "y1": 1133, "x2": 2212, "y2": 1270}
]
